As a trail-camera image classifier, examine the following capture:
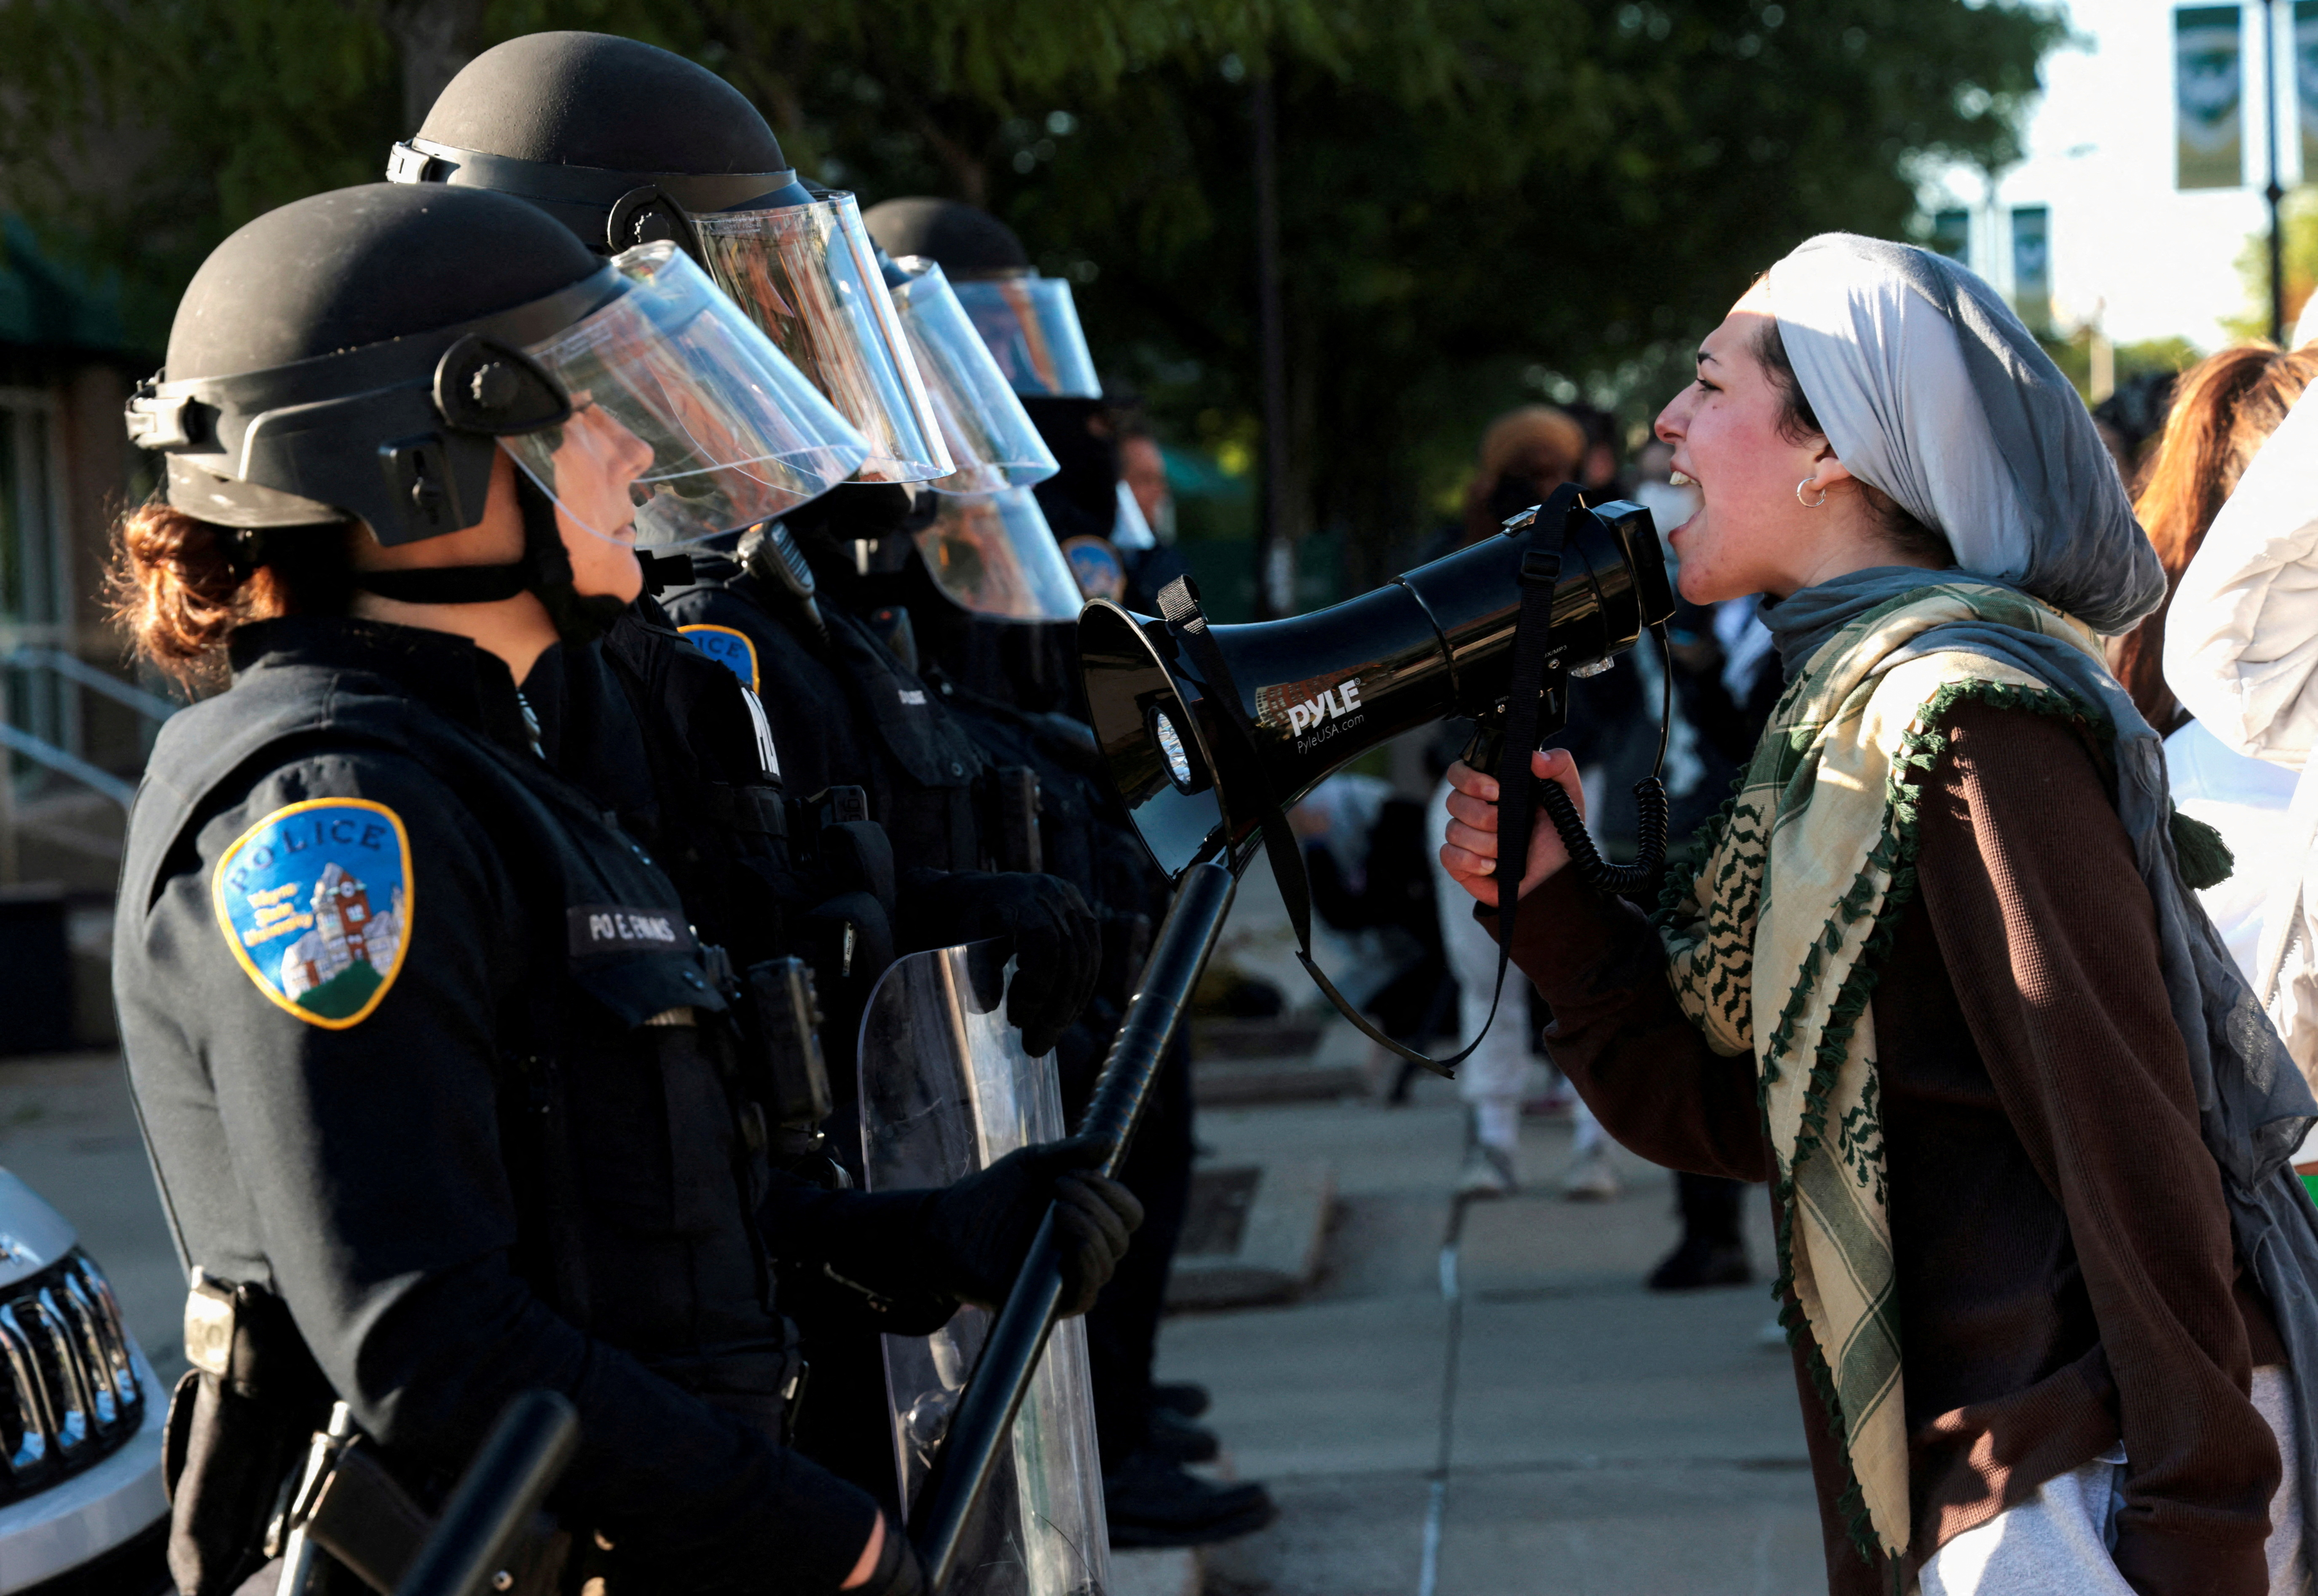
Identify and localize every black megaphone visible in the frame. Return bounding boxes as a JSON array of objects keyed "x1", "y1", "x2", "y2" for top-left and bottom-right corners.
[{"x1": 1079, "y1": 487, "x2": 1675, "y2": 879}]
